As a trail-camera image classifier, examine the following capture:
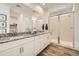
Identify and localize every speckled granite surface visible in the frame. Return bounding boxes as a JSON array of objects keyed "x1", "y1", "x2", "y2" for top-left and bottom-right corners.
[
  {"x1": 38, "y1": 43, "x2": 79, "y2": 56},
  {"x1": 0, "y1": 31, "x2": 48, "y2": 44}
]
